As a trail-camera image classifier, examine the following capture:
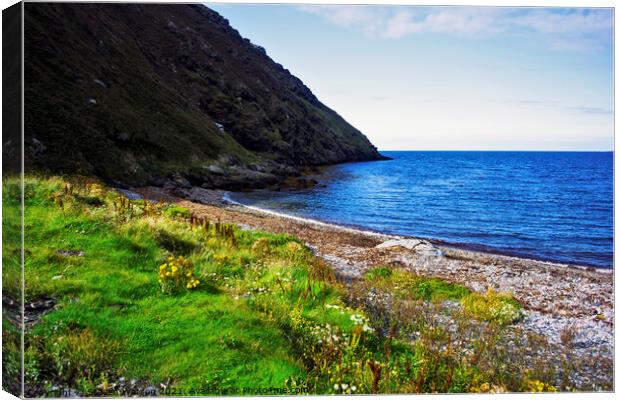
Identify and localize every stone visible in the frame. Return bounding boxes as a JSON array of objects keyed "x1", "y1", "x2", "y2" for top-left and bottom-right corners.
[
  {"x1": 218, "y1": 154, "x2": 239, "y2": 166},
  {"x1": 206, "y1": 164, "x2": 224, "y2": 175},
  {"x1": 32, "y1": 138, "x2": 47, "y2": 156},
  {"x1": 57, "y1": 249, "x2": 85, "y2": 257},
  {"x1": 93, "y1": 78, "x2": 107, "y2": 88},
  {"x1": 248, "y1": 163, "x2": 266, "y2": 173},
  {"x1": 60, "y1": 388, "x2": 81, "y2": 398},
  {"x1": 375, "y1": 239, "x2": 442, "y2": 257},
  {"x1": 116, "y1": 189, "x2": 142, "y2": 200},
  {"x1": 169, "y1": 172, "x2": 191, "y2": 189},
  {"x1": 185, "y1": 187, "x2": 228, "y2": 206}
]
